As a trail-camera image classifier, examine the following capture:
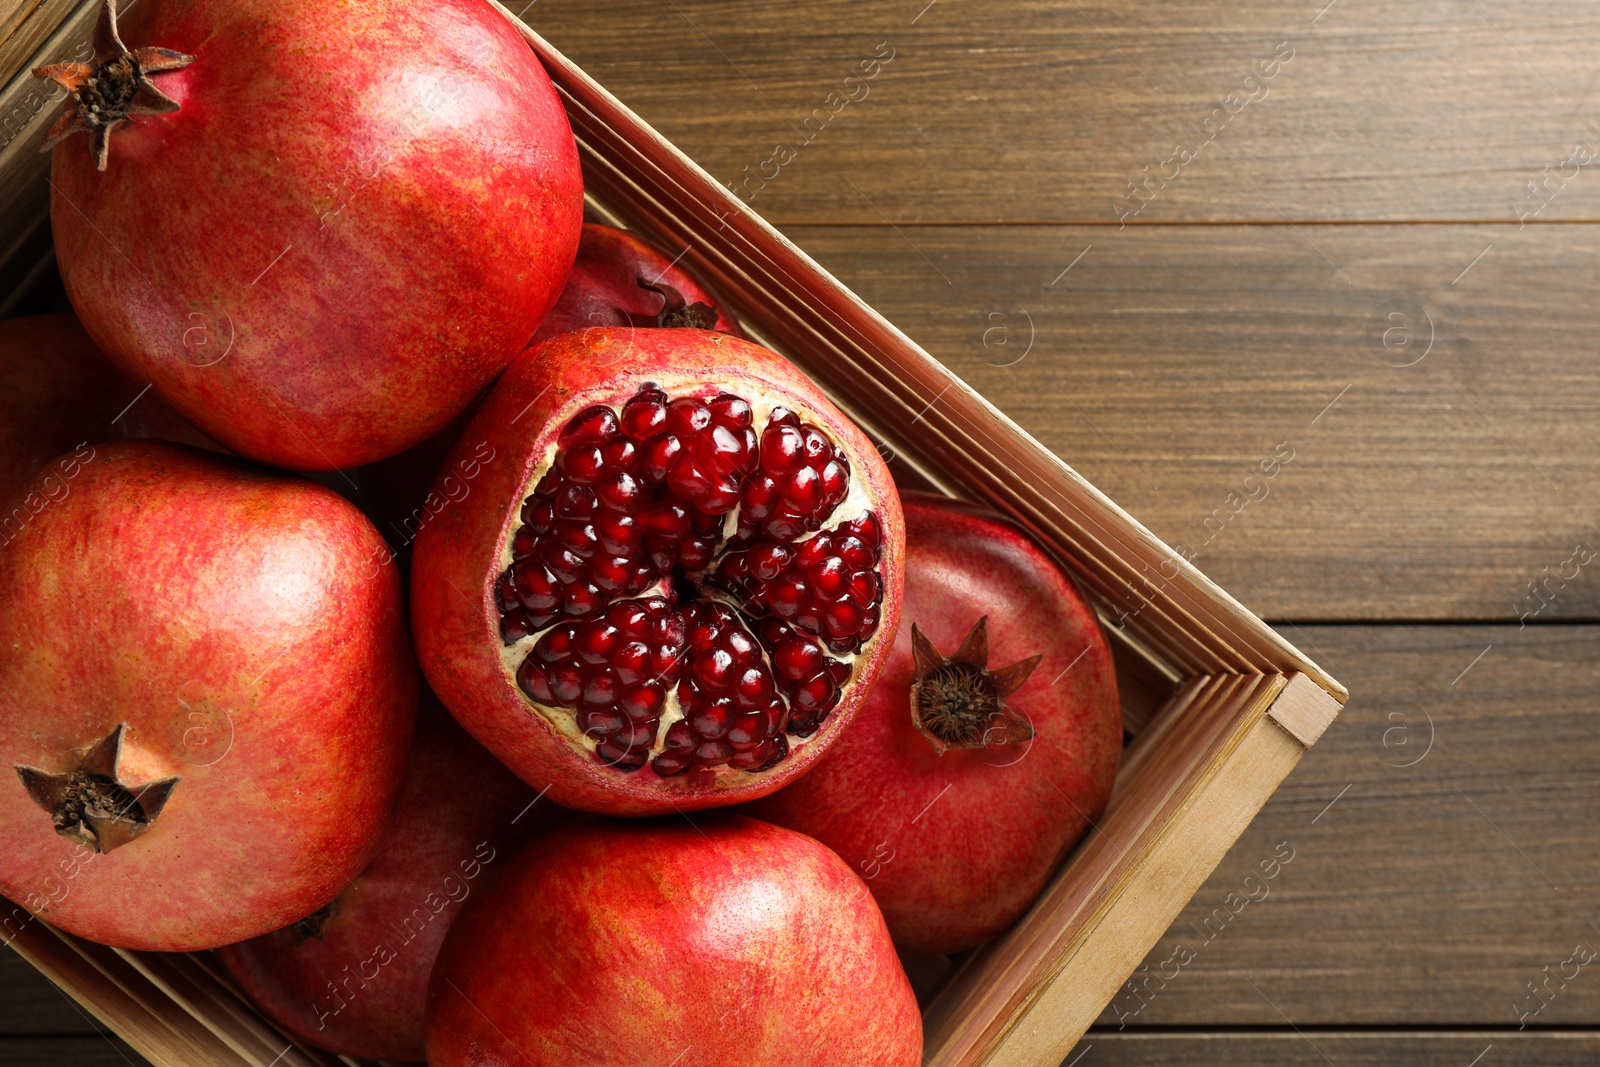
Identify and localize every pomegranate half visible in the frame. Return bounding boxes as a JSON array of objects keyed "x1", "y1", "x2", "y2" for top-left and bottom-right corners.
[
  {"x1": 0, "y1": 441, "x2": 417, "y2": 951},
  {"x1": 216, "y1": 699, "x2": 571, "y2": 1061},
  {"x1": 411, "y1": 328, "x2": 904, "y2": 815},
  {"x1": 426, "y1": 814, "x2": 923, "y2": 1067},
  {"x1": 747, "y1": 492, "x2": 1122, "y2": 953},
  {"x1": 39, "y1": 0, "x2": 583, "y2": 470}
]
